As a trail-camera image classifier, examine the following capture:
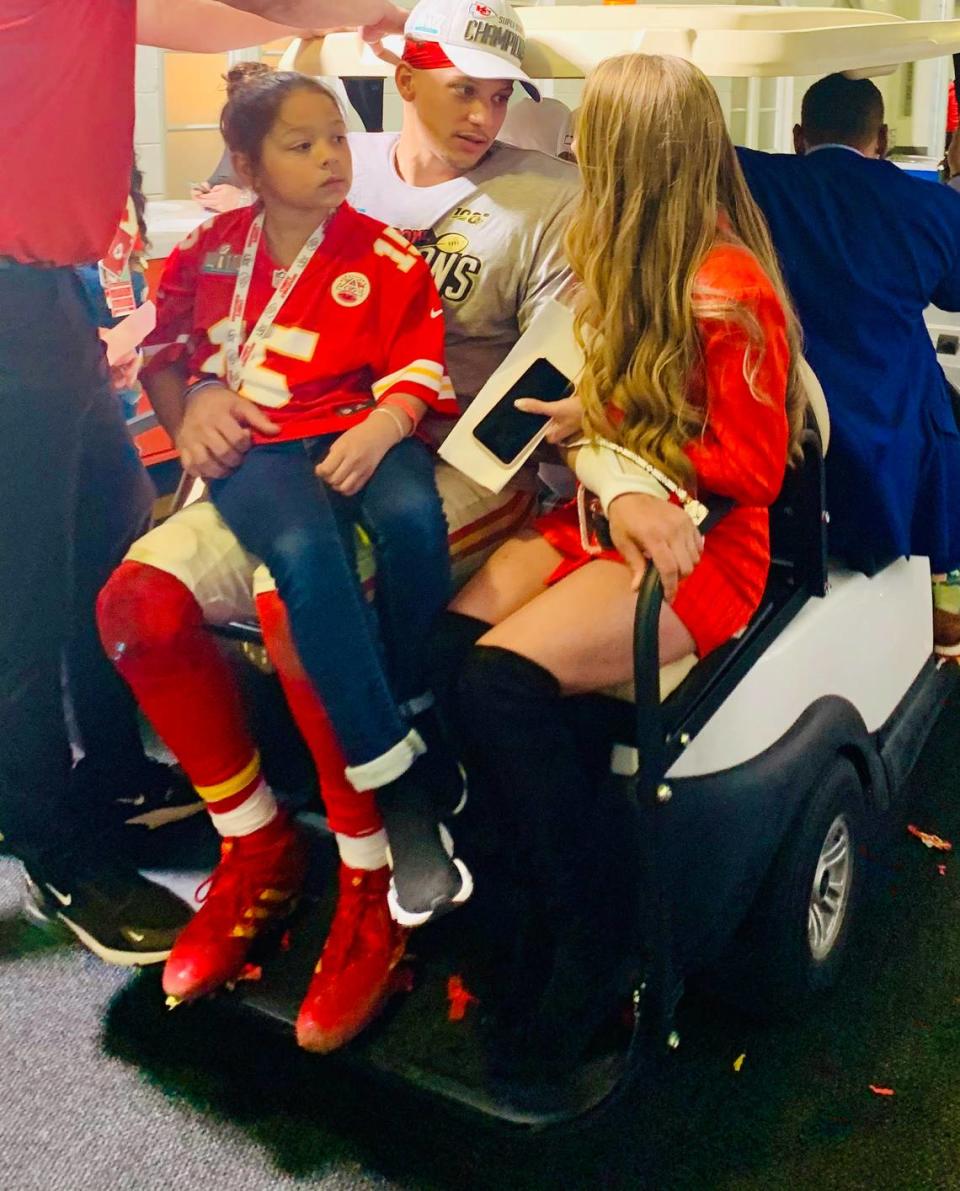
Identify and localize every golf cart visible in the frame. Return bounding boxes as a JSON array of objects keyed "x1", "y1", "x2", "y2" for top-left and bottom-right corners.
[{"x1": 157, "y1": 5, "x2": 960, "y2": 1128}]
